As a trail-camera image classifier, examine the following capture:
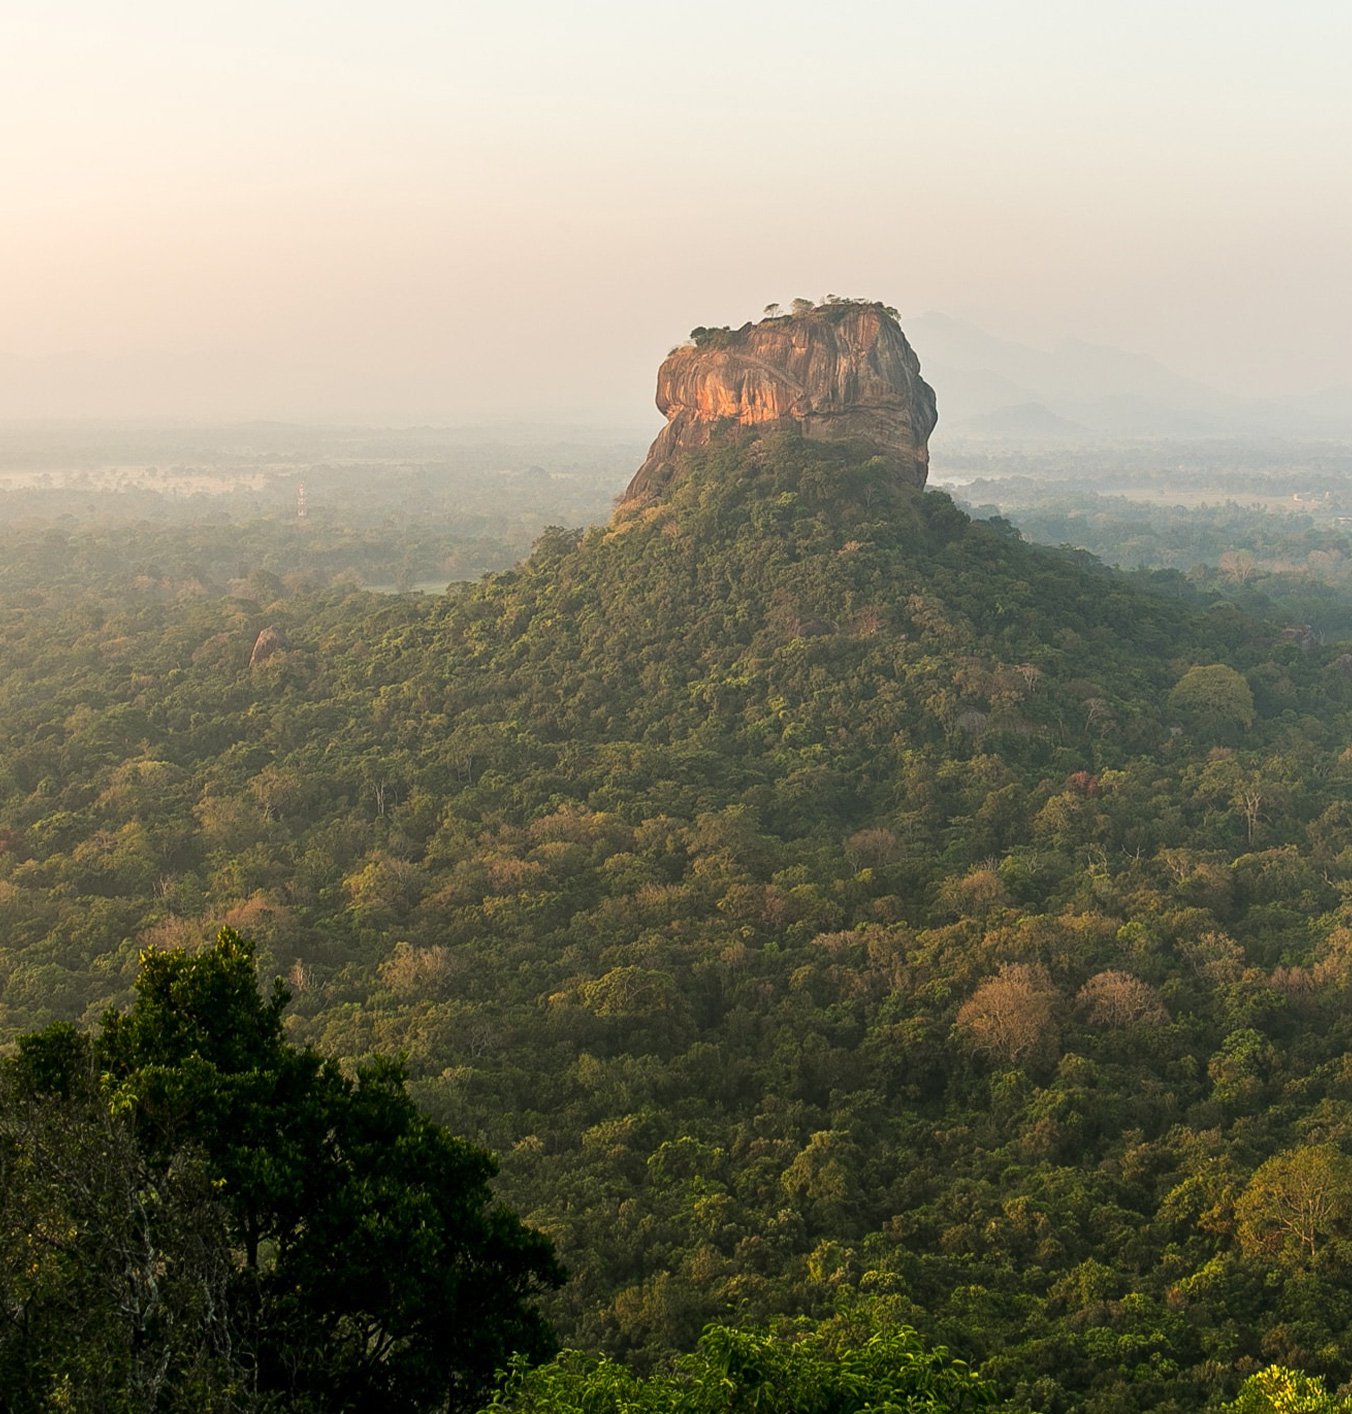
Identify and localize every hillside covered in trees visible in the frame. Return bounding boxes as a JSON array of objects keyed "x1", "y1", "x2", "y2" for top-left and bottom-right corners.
[{"x1": 5, "y1": 430, "x2": 1352, "y2": 1411}]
